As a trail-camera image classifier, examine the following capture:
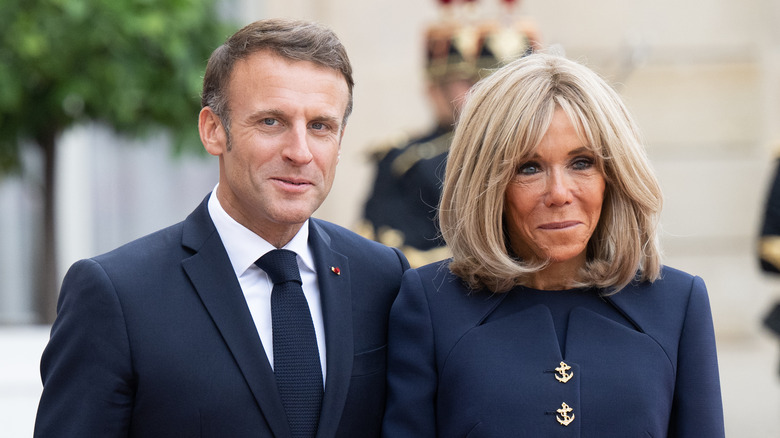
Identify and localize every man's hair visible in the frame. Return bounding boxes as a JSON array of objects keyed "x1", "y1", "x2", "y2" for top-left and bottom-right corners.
[
  {"x1": 439, "y1": 53, "x2": 663, "y2": 294},
  {"x1": 201, "y1": 18, "x2": 354, "y2": 135}
]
